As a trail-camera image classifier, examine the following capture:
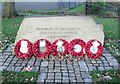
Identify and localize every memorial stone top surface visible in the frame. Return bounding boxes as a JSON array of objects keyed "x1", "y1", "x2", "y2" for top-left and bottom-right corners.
[{"x1": 15, "y1": 16, "x2": 104, "y2": 45}]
